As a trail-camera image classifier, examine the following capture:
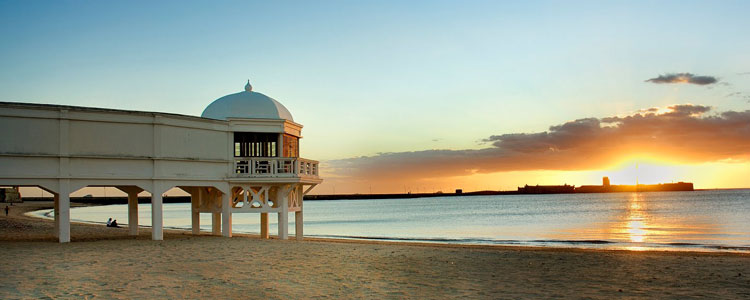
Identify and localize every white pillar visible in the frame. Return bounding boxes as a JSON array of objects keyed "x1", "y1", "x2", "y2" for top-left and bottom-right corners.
[
  {"x1": 278, "y1": 192, "x2": 289, "y2": 240},
  {"x1": 221, "y1": 192, "x2": 232, "y2": 237},
  {"x1": 260, "y1": 213, "x2": 269, "y2": 239},
  {"x1": 212, "y1": 213, "x2": 221, "y2": 236},
  {"x1": 191, "y1": 189, "x2": 200, "y2": 235},
  {"x1": 151, "y1": 192, "x2": 163, "y2": 241},
  {"x1": 56, "y1": 182, "x2": 70, "y2": 243},
  {"x1": 278, "y1": 211, "x2": 288, "y2": 240},
  {"x1": 53, "y1": 194, "x2": 60, "y2": 238},
  {"x1": 295, "y1": 211, "x2": 303, "y2": 241},
  {"x1": 127, "y1": 191, "x2": 139, "y2": 236}
]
